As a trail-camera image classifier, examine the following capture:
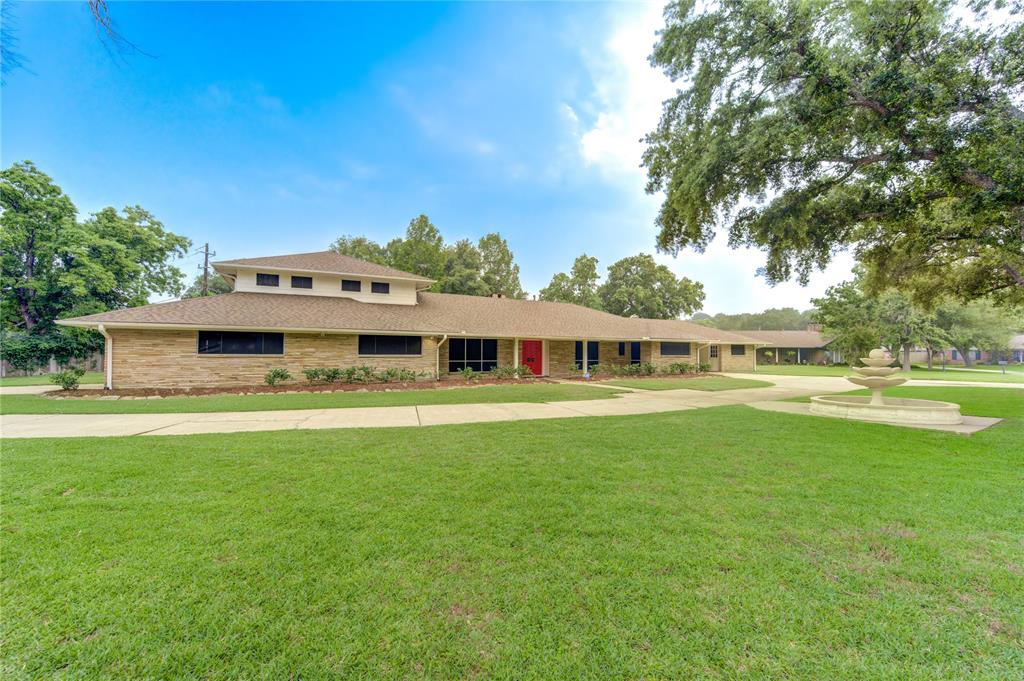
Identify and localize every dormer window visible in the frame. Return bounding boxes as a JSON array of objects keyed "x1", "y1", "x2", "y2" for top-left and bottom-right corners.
[
  {"x1": 342, "y1": 279, "x2": 362, "y2": 292},
  {"x1": 291, "y1": 276, "x2": 313, "y2": 289},
  {"x1": 371, "y1": 282, "x2": 390, "y2": 294},
  {"x1": 256, "y1": 273, "x2": 279, "y2": 287}
]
